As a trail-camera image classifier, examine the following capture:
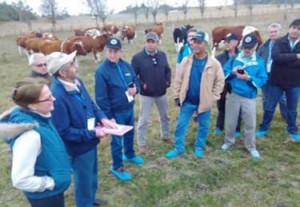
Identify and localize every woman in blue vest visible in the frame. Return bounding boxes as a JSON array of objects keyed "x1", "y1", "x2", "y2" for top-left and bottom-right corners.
[{"x1": 0, "y1": 78, "x2": 71, "y2": 207}]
